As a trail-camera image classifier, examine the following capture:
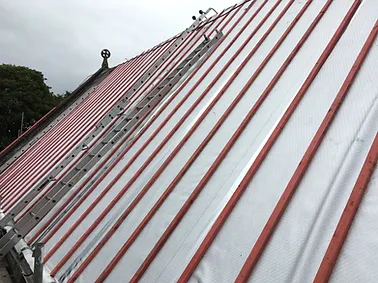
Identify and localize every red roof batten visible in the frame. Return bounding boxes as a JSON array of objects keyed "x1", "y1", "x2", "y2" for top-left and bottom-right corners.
[
  {"x1": 313, "y1": 21, "x2": 378, "y2": 283},
  {"x1": 178, "y1": 1, "x2": 361, "y2": 282}
]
